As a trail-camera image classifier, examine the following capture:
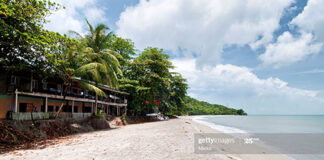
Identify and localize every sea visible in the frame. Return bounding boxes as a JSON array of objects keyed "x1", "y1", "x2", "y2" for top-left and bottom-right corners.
[{"x1": 193, "y1": 115, "x2": 324, "y2": 160}]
